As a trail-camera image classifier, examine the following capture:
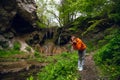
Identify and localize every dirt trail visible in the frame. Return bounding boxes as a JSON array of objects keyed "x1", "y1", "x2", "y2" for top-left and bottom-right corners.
[{"x1": 79, "y1": 52, "x2": 99, "y2": 80}]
